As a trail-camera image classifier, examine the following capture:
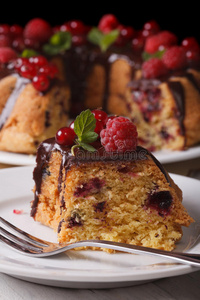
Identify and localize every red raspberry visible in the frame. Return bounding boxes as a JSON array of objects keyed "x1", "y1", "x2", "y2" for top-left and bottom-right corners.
[
  {"x1": 100, "y1": 116, "x2": 138, "y2": 153},
  {"x1": 0, "y1": 47, "x2": 17, "y2": 63},
  {"x1": 162, "y1": 46, "x2": 187, "y2": 70},
  {"x1": 23, "y1": 18, "x2": 52, "y2": 44},
  {"x1": 142, "y1": 58, "x2": 168, "y2": 79},
  {"x1": 98, "y1": 14, "x2": 119, "y2": 33},
  {"x1": 144, "y1": 30, "x2": 178, "y2": 54}
]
